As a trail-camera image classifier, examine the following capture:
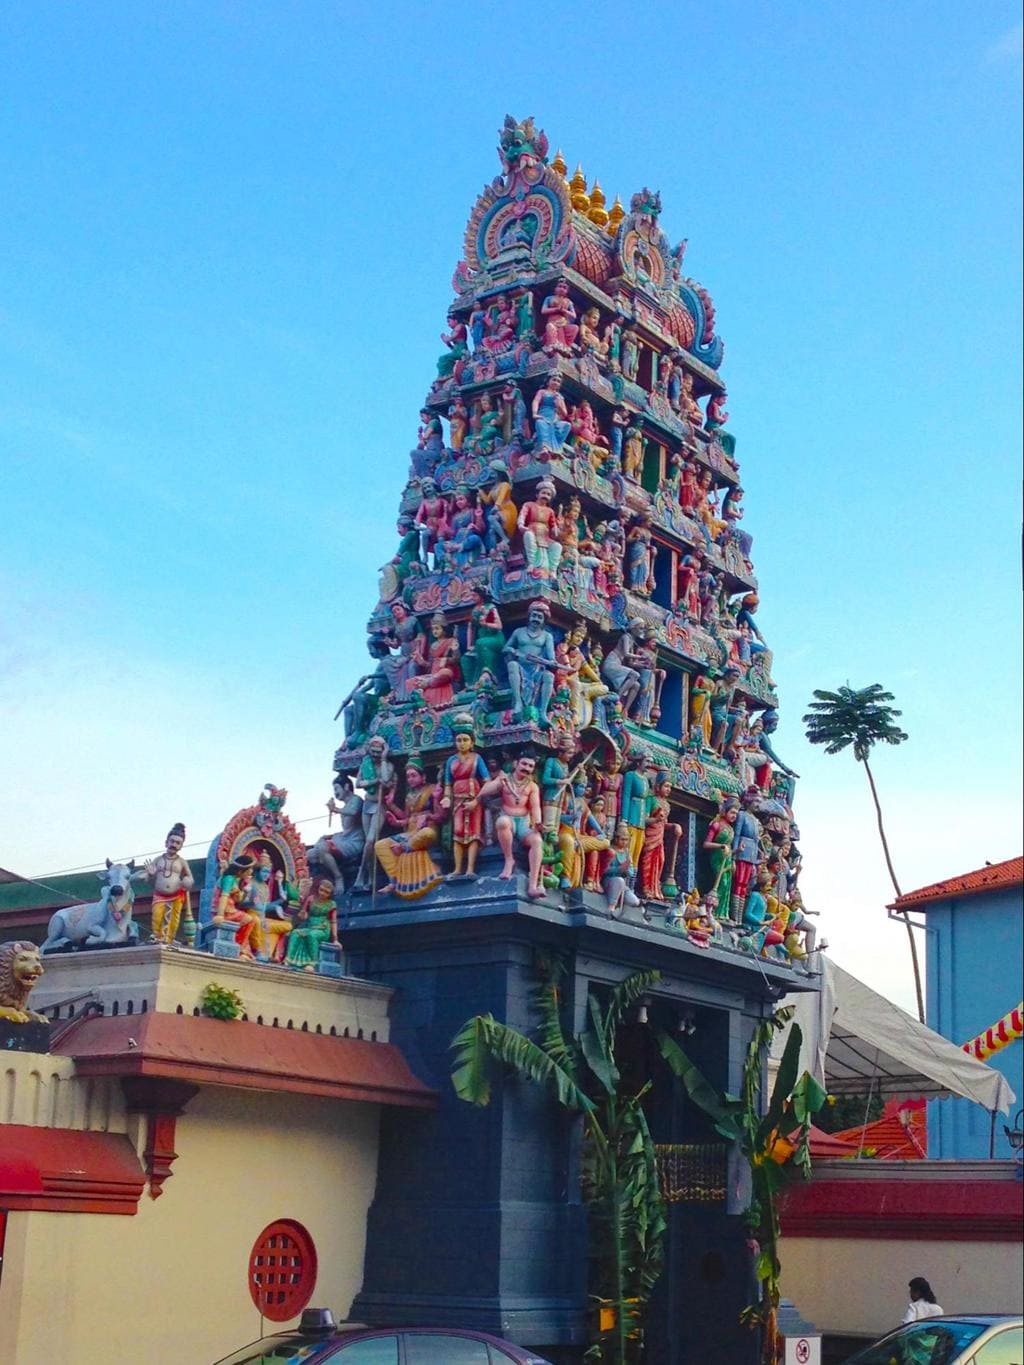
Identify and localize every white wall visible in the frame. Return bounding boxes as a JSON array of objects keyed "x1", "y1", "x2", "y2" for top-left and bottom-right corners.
[{"x1": 780, "y1": 1236, "x2": 1024, "y2": 1337}]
